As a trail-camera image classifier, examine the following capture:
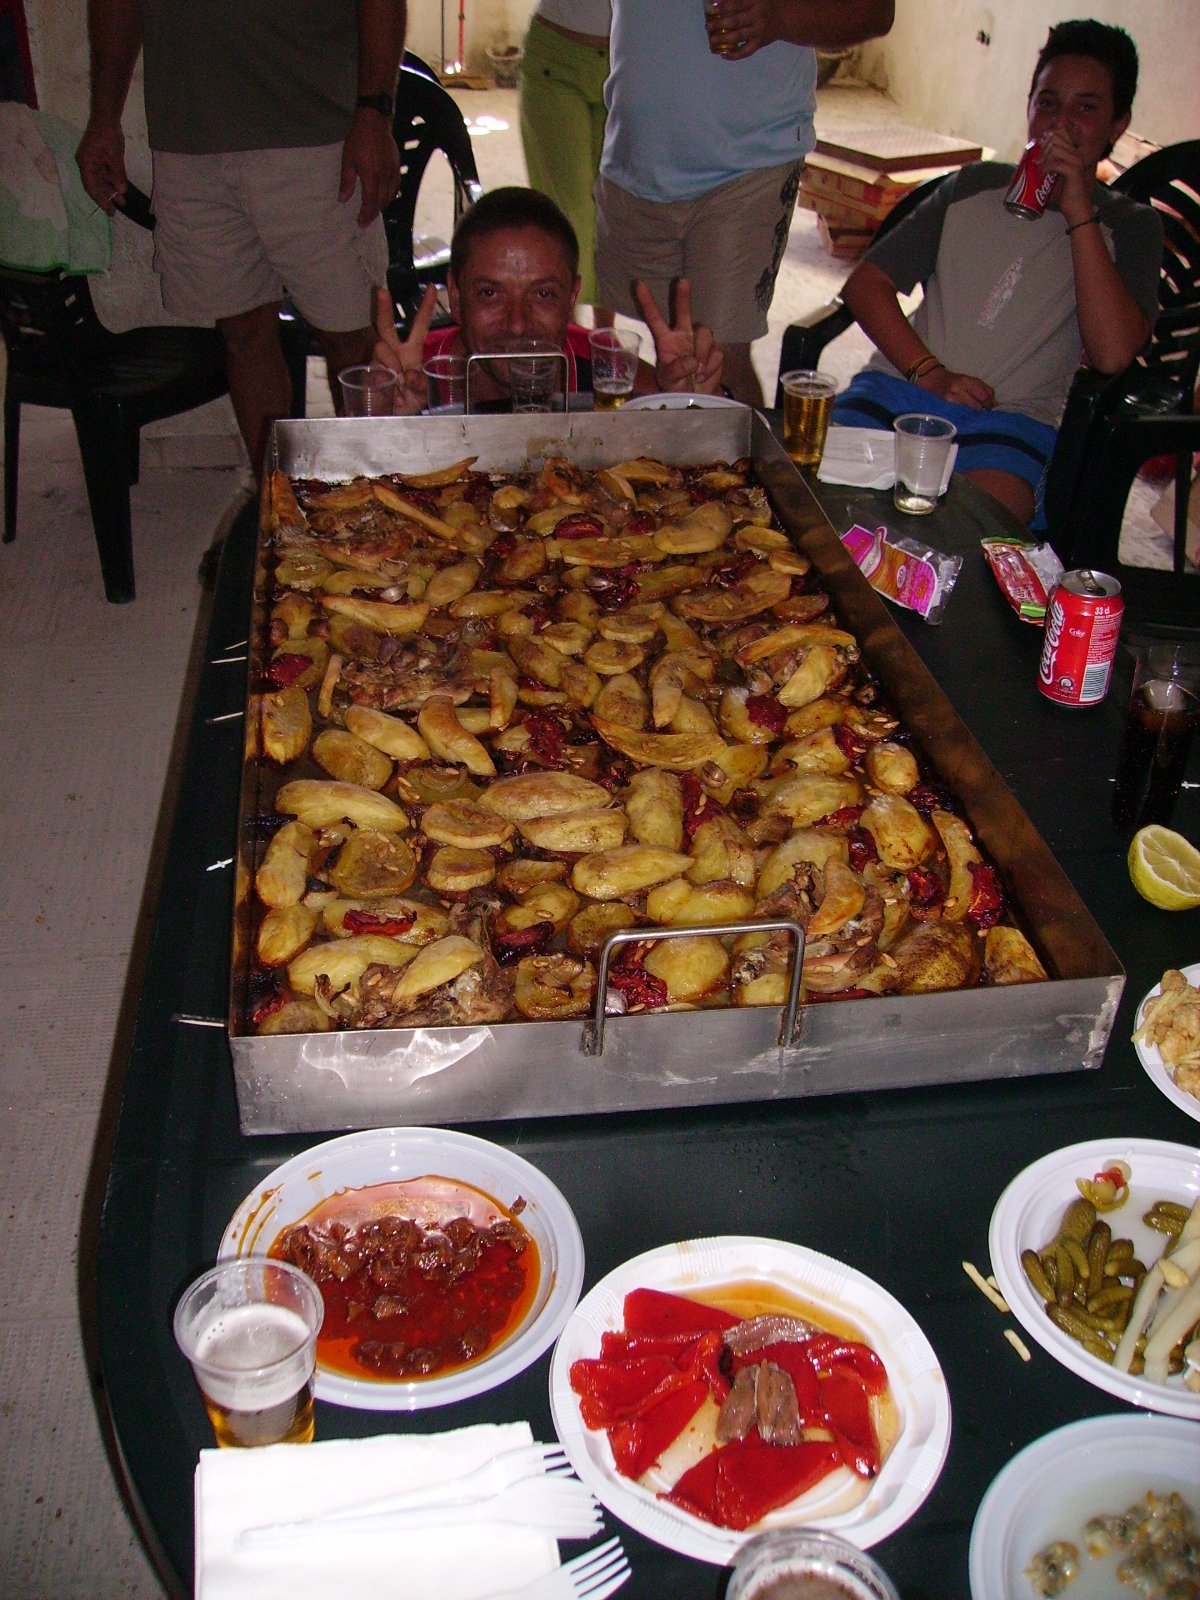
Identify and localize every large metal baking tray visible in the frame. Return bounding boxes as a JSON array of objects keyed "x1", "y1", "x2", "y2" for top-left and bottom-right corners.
[{"x1": 228, "y1": 409, "x2": 1123, "y2": 1134}]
